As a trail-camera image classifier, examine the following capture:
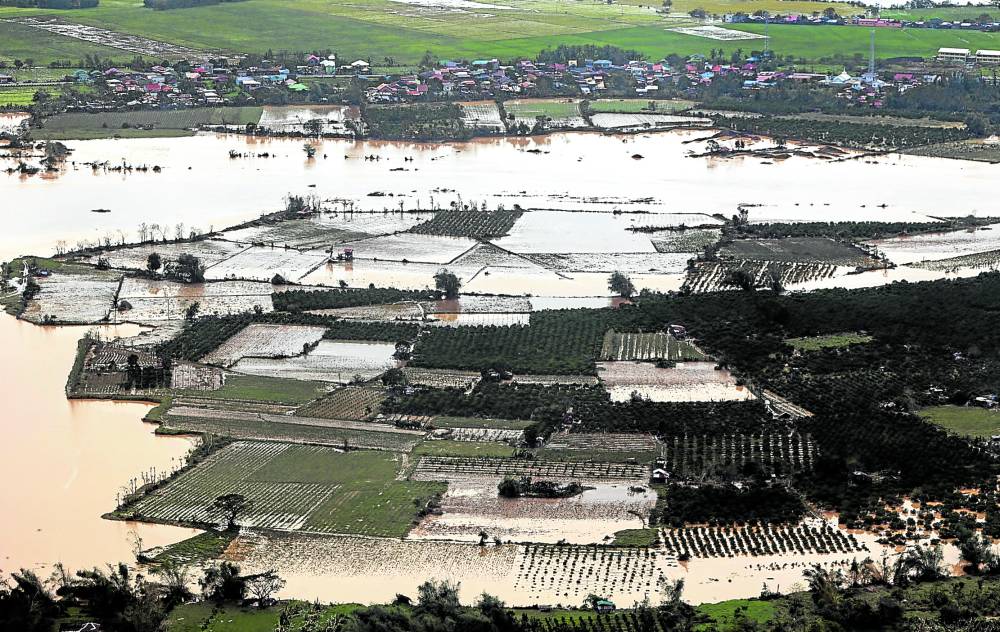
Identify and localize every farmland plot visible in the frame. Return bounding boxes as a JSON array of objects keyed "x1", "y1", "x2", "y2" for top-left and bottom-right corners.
[
  {"x1": 545, "y1": 433, "x2": 659, "y2": 453},
  {"x1": 409, "y1": 209, "x2": 523, "y2": 239},
  {"x1": 591, "y1": 113, "x2": 711, "y2": 131},
  {"x1": 87, "y1": 240, "x2": 248, "y2": 272},
  {"x1": 598, "y1": 361, "x2": 755, "y2": 402},
  {"x1": 205, "y1": 246, "x2": 328, "y2": 282},
  {"x1": 258, "y1": 105, "x2": 360, "y2": 135},
  {"x1": 233, "y1": 340, "x2": 399, "y2": 383},
  {"x1": 648, "y1": 228, "x2": 722, "y2": 253},
  {"x1": 409, "y1": 478, "x2": 654, "y2": 544},
  {"x1": 682, "y1": 260, "x2": 841, "y2": 293},
  {"x1": 338, "y1": 233, "x2": 476, "y2": 264},
  {"x1": 600, "y1": 331, "x2": 706, "y2": 362},
  {"x1": 442, "y1": 427, "x2": 523, "y2": 442},
  {"x1": 661, "y1": 432, "x2": 816, "y2": 478},
  {"x1": 459, "y1": 101, "x2": 505, "y2": 132},
  {"x1": 116, "y1": 279, "x2": 276, "y2": 322},
  {"x1": 402, "y1": 368, "x2": 481, "y2": 389},
  {"x1": 509, "y1": 374, "x2": 600, "y2": 386},
  {"x1": 126, "y1": 442, "x2": 440, "y2": 536},
  {"x1": 428, "y1": 313, "x2": 531, "y2": 327},
  {"x1": 911, "y1": 248, "x2": 1000, "y2": 272},
  {"x1": 515, "y1": 545, "x2": 669, "y2": 605},
  {"x1": 449, "y1": 242, "x2": 539, "y2": 270},
  {"x1": 202, "y1": 323, "x2": 328, "y2": 367},
  {"x1": 661, "y1": 521, "x2": 865, "y2": 559},
  {"x1": 720, "y1": 237, "x2": 875, "y2": 267},
  {"x1": 22, "y1": 270, "x2": 119, "y2": 325},
  {"x1": 505, "y1": 99, "x2": 586, "y2": 129},
  {"x1": 295, "y1": 386, "x2": 386, "y2": 421},
  {"x1": 413, "y1": 457, "x2": 648, "y2": 483},
  {"x1": 424, "y1": 295, "x2": 532, "y2": 314},
  {"x1": 591, "y1": 99, "x2": 695, "y2": 114},
  {"x1": 219, "y1": 219, "x2": 369, "y2": 250},
  {"x1": 303, "y1": 259, "x2": 481, "y2": 291},
  {"x1": 307, "y1": 302, "x2": 425, "y2": 321},
  {"x1": 162, "y1": 407, "x2": 423, "y2": 451},
  {"x1": 524, "y1": 252, "x2": 690, "y2": 274},
  {"x1": 866, "y1": 224, "x2": 1000, "y2": 265}
]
